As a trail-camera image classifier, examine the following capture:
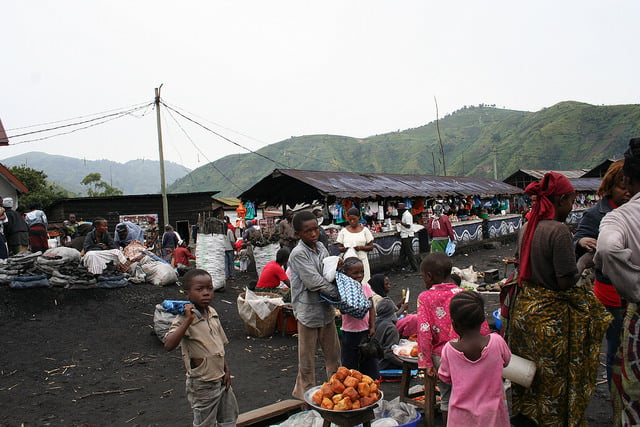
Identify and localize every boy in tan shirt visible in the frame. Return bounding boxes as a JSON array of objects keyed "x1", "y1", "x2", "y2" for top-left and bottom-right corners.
[{"x1": 164, "y1": 269, "x2": 238, "y2": 426}]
